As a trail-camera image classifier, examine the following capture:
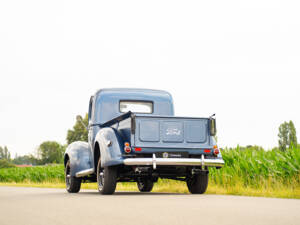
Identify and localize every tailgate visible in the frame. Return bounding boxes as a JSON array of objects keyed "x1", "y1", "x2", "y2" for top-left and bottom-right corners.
[{"x1": 133, "y1": 116, "x2": 211, "y2": 149}]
